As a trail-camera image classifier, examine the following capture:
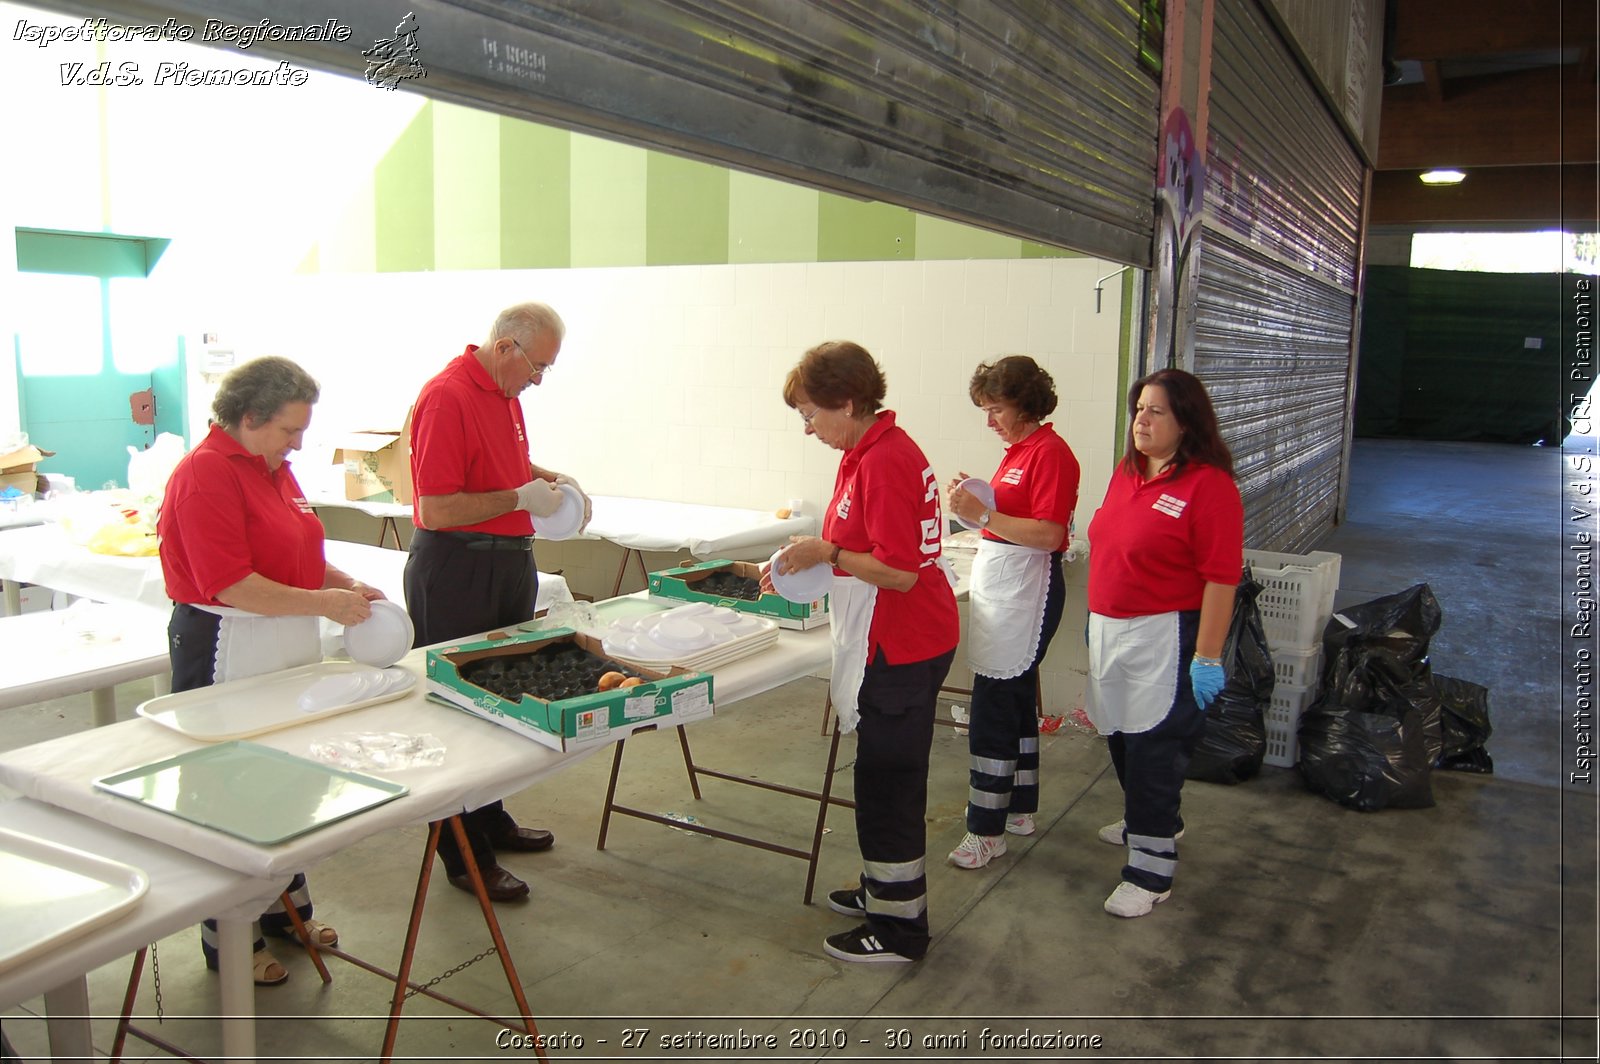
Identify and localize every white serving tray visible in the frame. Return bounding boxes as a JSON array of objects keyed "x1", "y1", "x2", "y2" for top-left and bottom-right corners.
[
  {"x1": 0, "y1": 827, "x2": 149, "y2": 976},
  {"x1": 136, "y1": 661, "x2": 416, "y2": 742}
]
